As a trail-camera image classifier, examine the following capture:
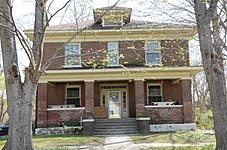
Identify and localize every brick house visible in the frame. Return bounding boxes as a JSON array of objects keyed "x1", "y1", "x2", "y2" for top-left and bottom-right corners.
[{"x1": 26, "y1": 6, "x2": 202, "y2": 134}]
